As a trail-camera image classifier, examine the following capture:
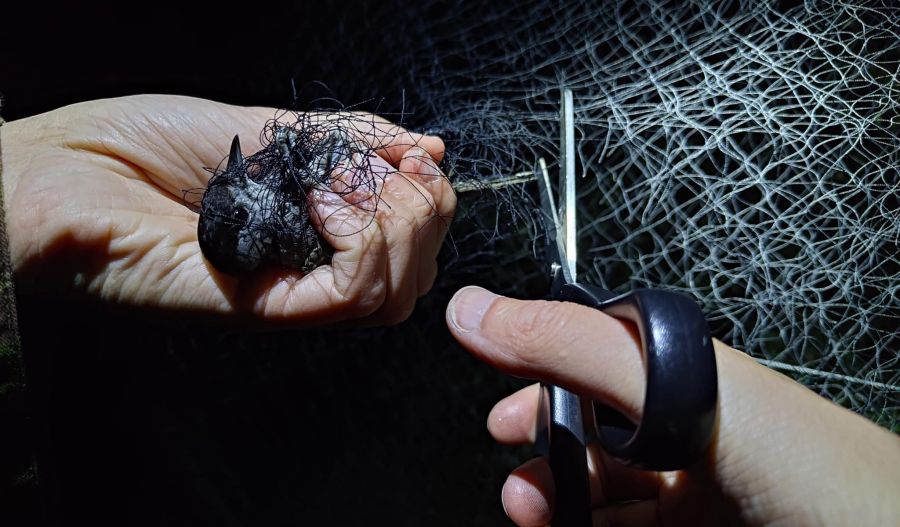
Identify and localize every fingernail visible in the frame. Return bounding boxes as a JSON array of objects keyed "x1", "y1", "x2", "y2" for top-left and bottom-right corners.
[
  {"x1": 404, "y1": 147, "x2": 442, "y2": 186},
  {"x1": 404, "y1": 146, "x2": 427, "y2": 160},
  {"x1": 448, "y1": 286, "x2": 497, "y2": 333}
]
